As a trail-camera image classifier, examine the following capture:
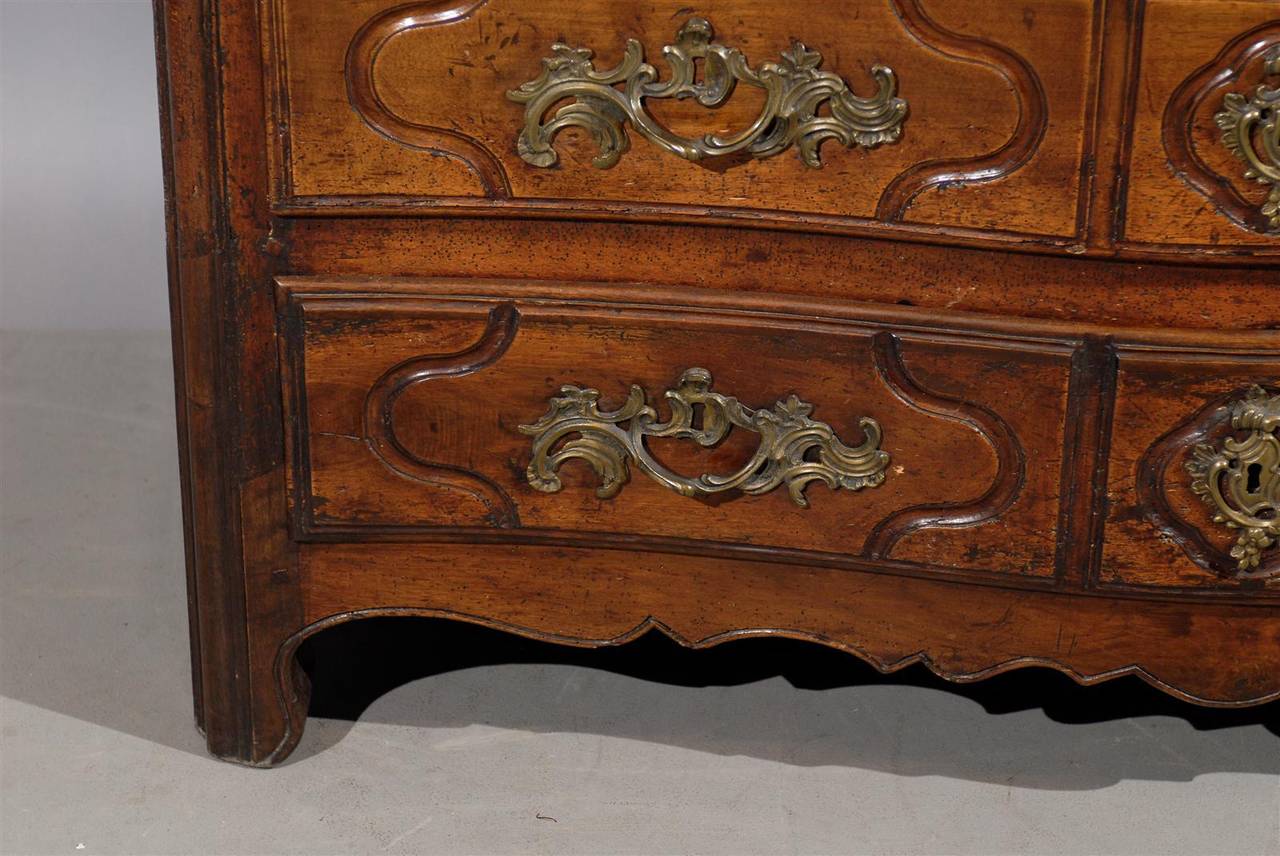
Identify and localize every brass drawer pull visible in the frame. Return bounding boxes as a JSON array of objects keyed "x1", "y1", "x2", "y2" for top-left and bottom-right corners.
[
  {"x1": 1215, "y1": 47, "x2": 1280, "y2": 232},
  {"x1": 507, "y1": 17, "x2": 908, "y2": 170},
  {"x1": 520, "y1": 368, "x2": 889, "y2": 506},
  {"x1": 1186, "y1": 386, "x2": 1280, "y2": 572}
]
